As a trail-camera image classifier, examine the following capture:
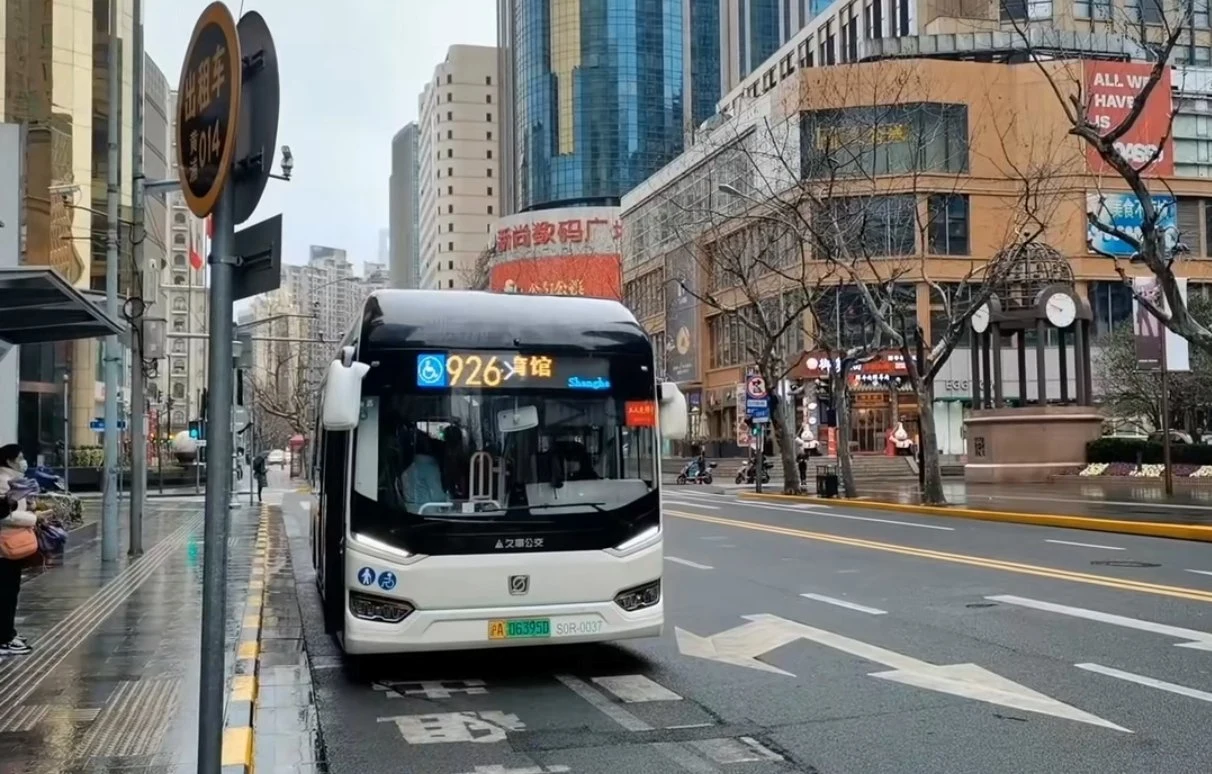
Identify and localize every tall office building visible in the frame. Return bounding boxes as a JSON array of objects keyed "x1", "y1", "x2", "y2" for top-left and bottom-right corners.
[
  {"x1": 417, "y1": 45, "x2": 499, "y2": 290},
  {"x1": 160, "y1": 90, "x2": 210, "y2": 433},
  {"x1": 719, "y1": 0, "x2": 814, "y2": 90},
  {"x1": 142, "y1": 53, "x2": 169, "y2": 404},
  {"x1": 496, "y1": 0, "x2": 685, "y2": 215},
  {"x1": 10, "y1": 0, "x2": 139, "y2": 459},
  {"x1": 389, "y1": 122, "x2": 421, "y2": 288}
]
